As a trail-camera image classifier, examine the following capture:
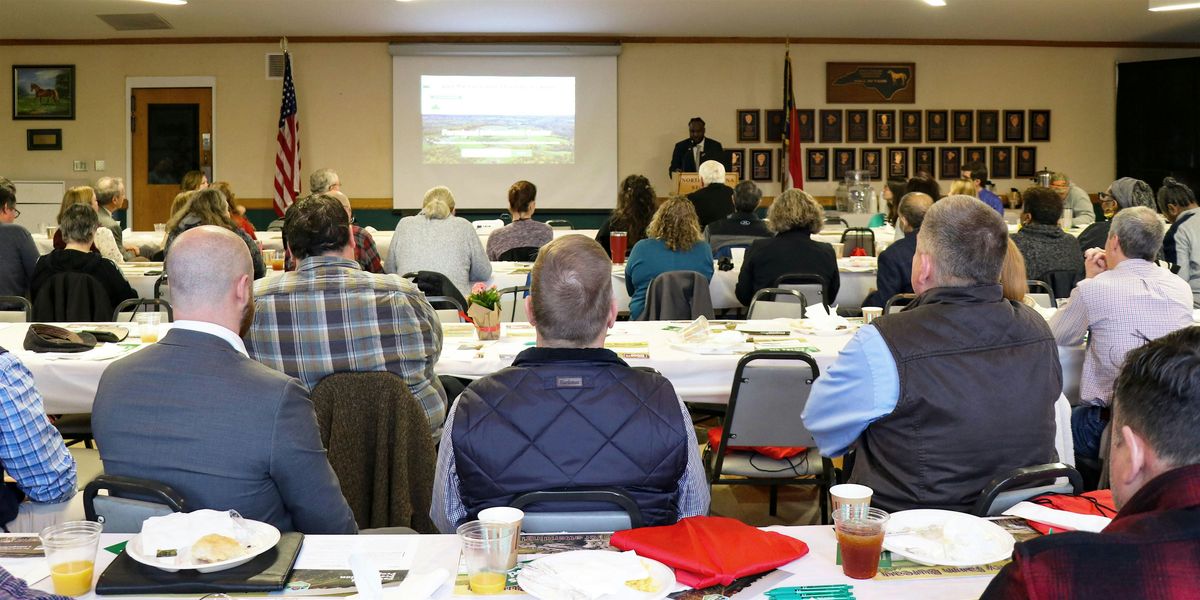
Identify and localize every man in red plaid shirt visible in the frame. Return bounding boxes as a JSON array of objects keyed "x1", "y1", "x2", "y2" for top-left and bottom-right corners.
[{"x1": 983, "y1": 326, "x2": 1200, "y2": 598}]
